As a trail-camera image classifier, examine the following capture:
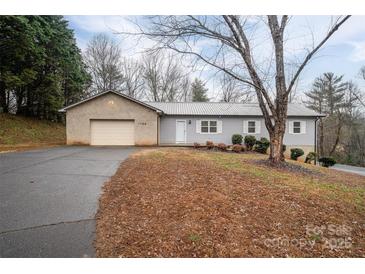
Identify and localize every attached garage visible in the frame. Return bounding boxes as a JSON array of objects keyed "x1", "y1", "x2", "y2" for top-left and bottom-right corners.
[
  {"x1": 60, "y1": 91, "x2": 161, "y2": 146},
  {"x1": 90, "y1": 120, "x2": 135, "y2": 146}
]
